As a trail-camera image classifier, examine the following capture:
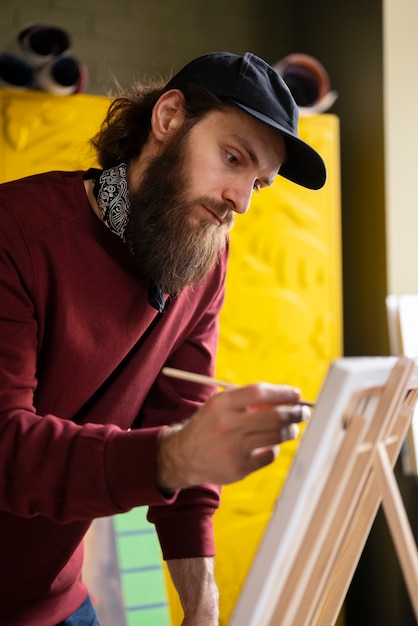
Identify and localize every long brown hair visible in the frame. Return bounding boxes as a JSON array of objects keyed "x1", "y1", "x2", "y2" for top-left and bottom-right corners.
[{"x1": 91, "y1": 81, "x2": 232, "y2": 169}]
